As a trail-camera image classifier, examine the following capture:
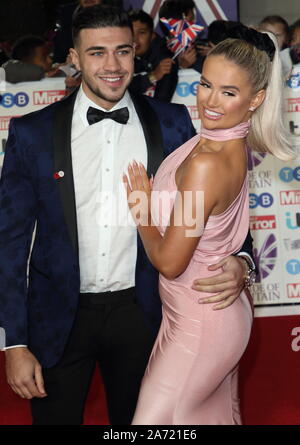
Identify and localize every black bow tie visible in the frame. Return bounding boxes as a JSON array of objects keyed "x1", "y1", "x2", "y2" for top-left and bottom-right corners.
[{"x1": 87, "y1": 106, "x2": 129, "y2": 125}]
